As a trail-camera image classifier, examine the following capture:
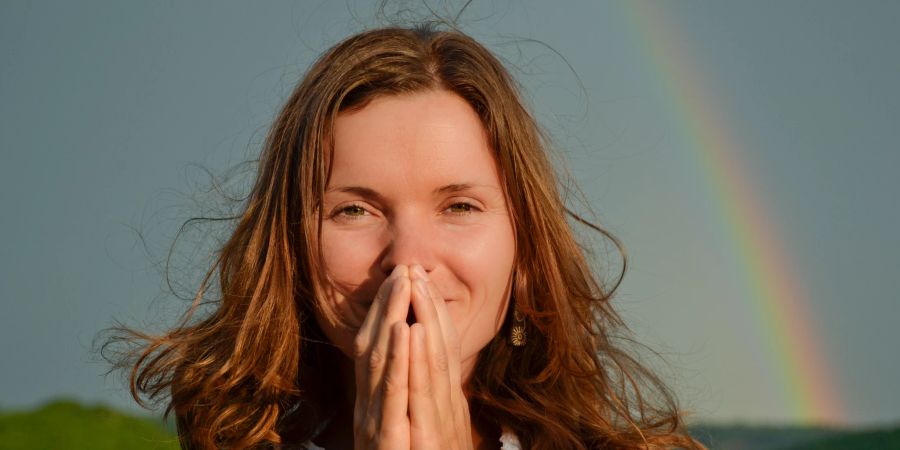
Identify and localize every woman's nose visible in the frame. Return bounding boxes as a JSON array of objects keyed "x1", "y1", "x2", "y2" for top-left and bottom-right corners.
[{"x1": 379, "y1": 214, "x2": 436, "y2": 276}]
